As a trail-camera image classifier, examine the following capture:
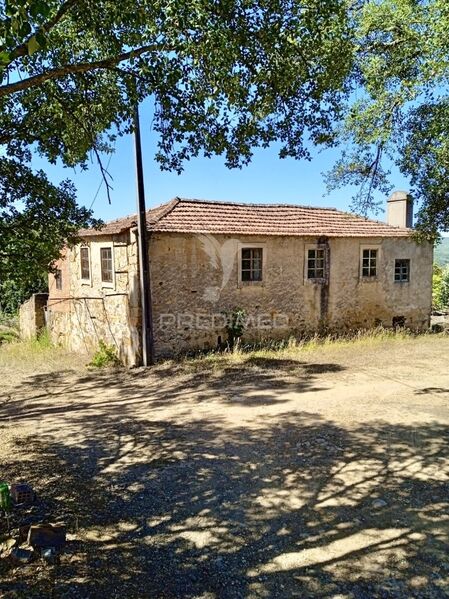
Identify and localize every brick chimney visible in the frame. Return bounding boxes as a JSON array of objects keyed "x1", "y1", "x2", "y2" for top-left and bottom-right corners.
[{"x1": 387, "y1": 191, "x2": 414, "y2": 228}]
